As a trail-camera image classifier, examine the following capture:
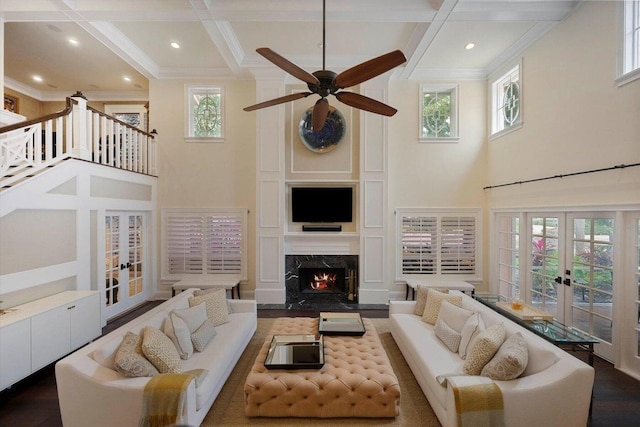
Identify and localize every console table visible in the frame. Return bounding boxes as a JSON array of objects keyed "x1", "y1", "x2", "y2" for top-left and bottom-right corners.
[
  {"x1": 171, "y1": 278, "x2": 241, "y2": 299},
  {"x1": 473, "y1": 294, "x2": 599, "y2": 366},
  {"x1": 404, "y1": 279, "x2": 475, "y2": 300}
]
